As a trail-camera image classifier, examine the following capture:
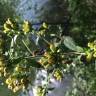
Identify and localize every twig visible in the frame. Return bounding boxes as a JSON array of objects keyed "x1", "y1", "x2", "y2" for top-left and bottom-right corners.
[
  {"x1": 22, "y1": 40, "x2": 32, "y2": 55},
  {"x1": 63, "y1": 52, "x2": 85, "y2": 55}
]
